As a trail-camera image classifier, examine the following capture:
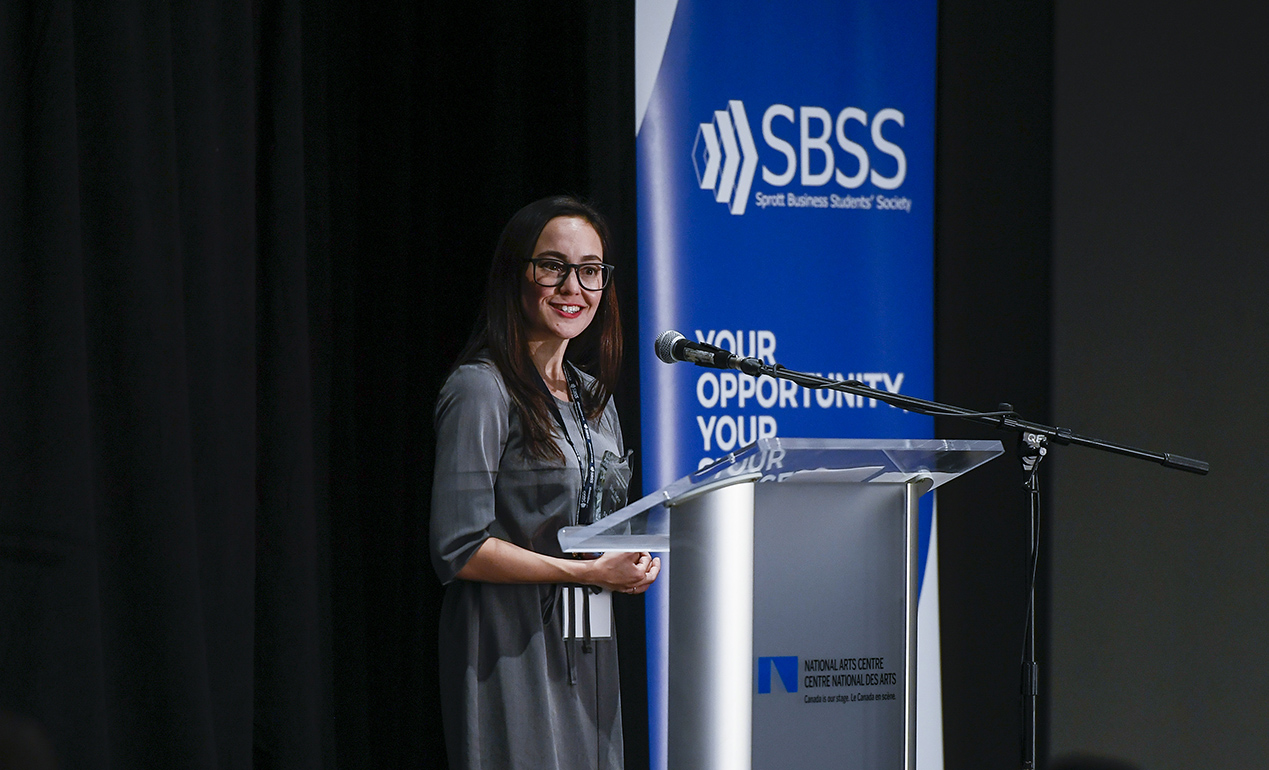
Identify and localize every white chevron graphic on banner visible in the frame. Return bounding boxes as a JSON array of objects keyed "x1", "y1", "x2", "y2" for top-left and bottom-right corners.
[{"x1": 692, "y1": 100, "x2": 758, "y2": 215}]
